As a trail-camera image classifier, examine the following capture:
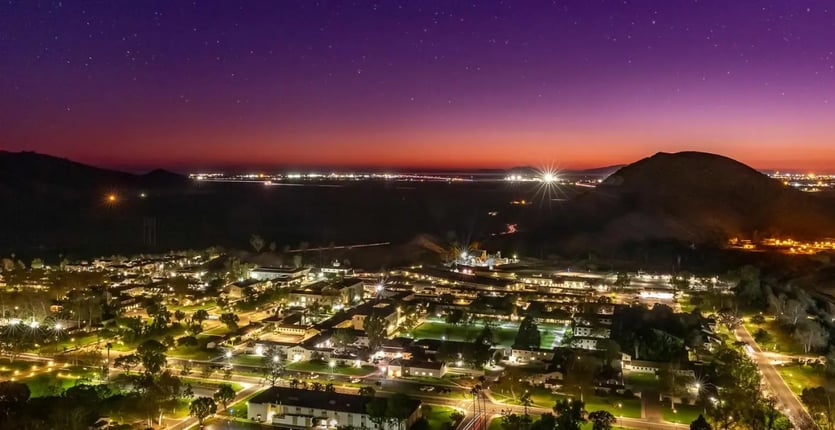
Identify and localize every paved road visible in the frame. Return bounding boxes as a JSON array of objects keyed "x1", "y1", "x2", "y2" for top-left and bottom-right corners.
[{"x1": 736, "y1": 325, "x2": 817, "y2": 430}]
